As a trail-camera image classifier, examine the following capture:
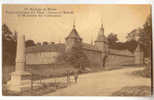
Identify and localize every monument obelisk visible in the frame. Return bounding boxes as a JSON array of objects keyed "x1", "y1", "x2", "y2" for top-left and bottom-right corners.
[{"x1": 7, "y1": 33, "x2": 31, "y2": 92}]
